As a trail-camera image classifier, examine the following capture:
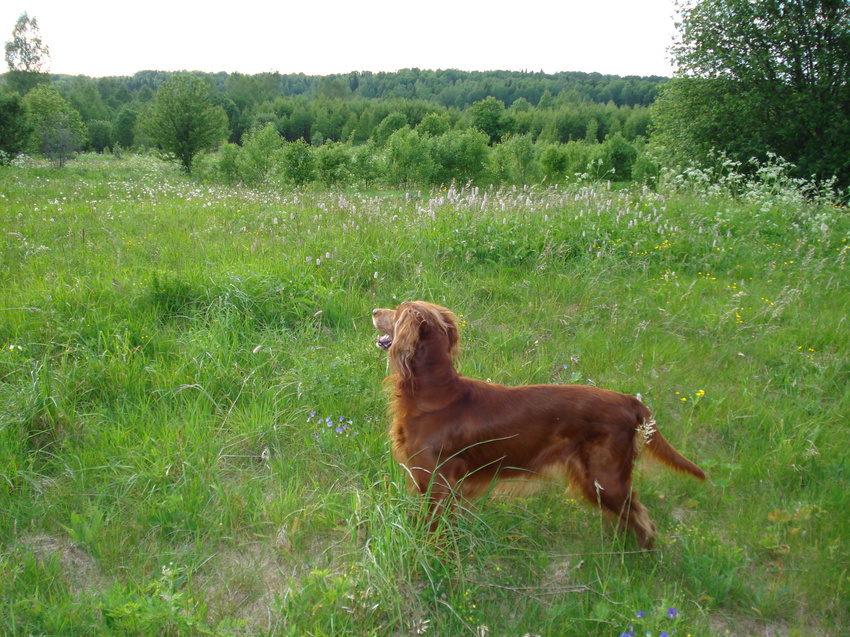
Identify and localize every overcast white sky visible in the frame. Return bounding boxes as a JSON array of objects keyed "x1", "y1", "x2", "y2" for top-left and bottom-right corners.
[{"x1": 3, "y1": 0, "x2": 680, "y2": 78}]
